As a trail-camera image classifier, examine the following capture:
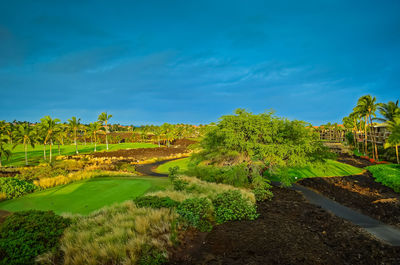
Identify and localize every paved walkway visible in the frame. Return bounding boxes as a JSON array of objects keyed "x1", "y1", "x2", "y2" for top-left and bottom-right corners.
[
  {"x1": 135, "y1": 158, "x2": 175, "y2": 177},
  {"x1": 292, "y1": 183, "x2": 400, "y2": 246}
]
